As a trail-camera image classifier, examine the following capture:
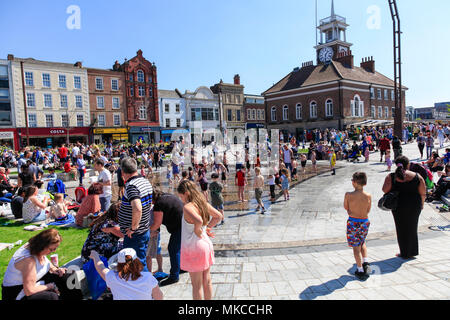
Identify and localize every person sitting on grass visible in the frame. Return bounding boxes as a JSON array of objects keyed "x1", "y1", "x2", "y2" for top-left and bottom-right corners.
[
  {"x1": 89, "y1": 248, "x2": 163, "y2": 300},
  {"x1": 48, "y1": 193, "x2": 68, "y2": 220}
]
